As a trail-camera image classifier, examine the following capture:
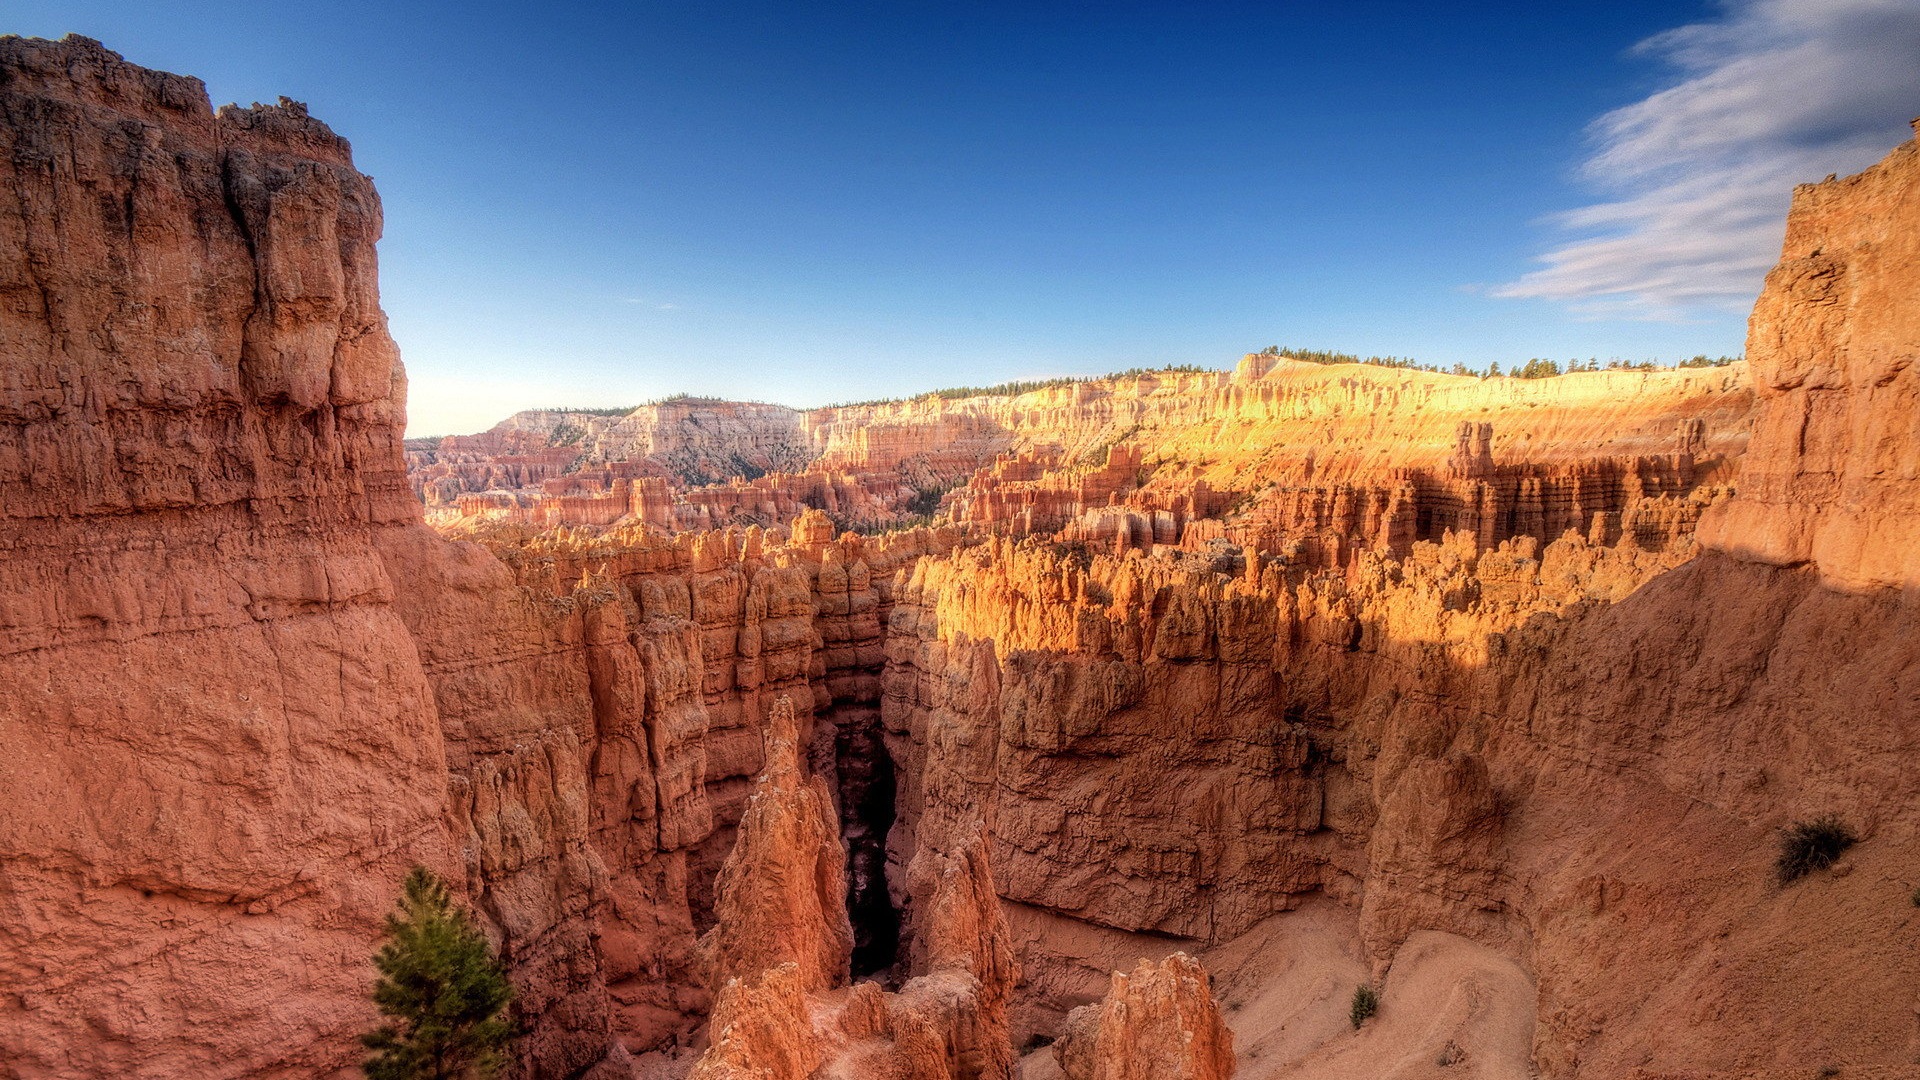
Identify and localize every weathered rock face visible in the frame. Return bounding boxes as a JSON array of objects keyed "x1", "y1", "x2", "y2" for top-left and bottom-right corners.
[
  {"x1": 881, "y1": 525, "x2": 1699, "y2": 1047},
  {"x1": 8, "y1": 32, "x2": 1920, "y2": 1080},
  {"x1": 408, "y1": 399, "x2": 817, "y2": 508},
  {"x1": 412, "y1": 336, "x2": 1751, "y2": 549},
  {"x1": 0, "y1": 39, "x2": 924, "y2": 1078},
  {"x1": 685, "y1": 705, "x2": 1018, "y2": 1080},
  {"x1": 941, "y1": 366, "x2": 1746, "y2": 575},
  {"x1": 688, "y1": 961, "x2": 821, "y2": 1080},
  {"x1": 1053, "y1": 954, "x2": 1234, "y2": 1080},
  {"x1": 0, "y1": 34, "x2": 459, "y2": 1078},
  {"x1": 407, "y1": 424, "x2": 584, "y2": 509},
  {"x1": 880, "y1": 129, "x2": 1920, "y2": 1078},
  {"x1": 698, "y1": 696, "x2": 854, "y2": 994},
  {"x1": 885, "y1": 505, "x2": 1920, "y2": 1074},
  {"x1": 1357, "y1": 753, "x2": 1503, "y2": 964},
  {"x1": 1700, "y1": 126, "x2": 1920, "y2": 592},
  {"x1": 894, "y1": 831, "x2": 1019, "y2": 1080}
]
